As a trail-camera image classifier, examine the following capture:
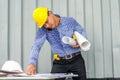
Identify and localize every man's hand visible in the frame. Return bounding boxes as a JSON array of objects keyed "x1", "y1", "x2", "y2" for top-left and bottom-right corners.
[
  {"x1": 71, "y1": 34, "x2": 80, "y2": 48},
  {"x1": 71, "y1": 40, "x2": 80, "y2": 48},
  {"x1": 26, "y1": 64, "x2": 36, "y2": 75}
]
